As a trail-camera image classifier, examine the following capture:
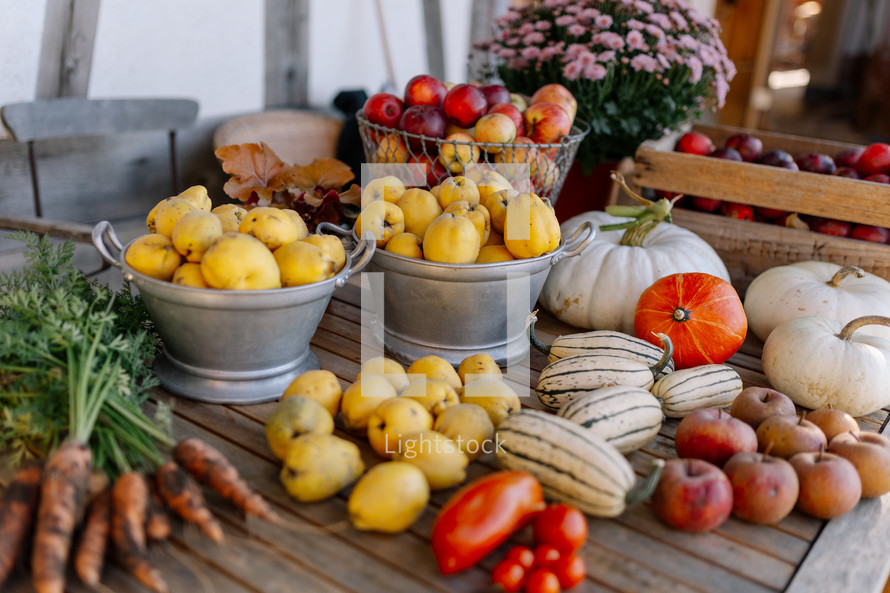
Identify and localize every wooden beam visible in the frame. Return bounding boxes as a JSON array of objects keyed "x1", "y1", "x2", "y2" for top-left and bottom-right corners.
[
  {"x1": 265, "y1": 0, "x2": 310, "y2": 108},
  {"x1": 36, "y1": 0, "x2": 101, "y2": 98},
  {"x1": 421, "y1": 0, "x2": 445, "y2": 80}
]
